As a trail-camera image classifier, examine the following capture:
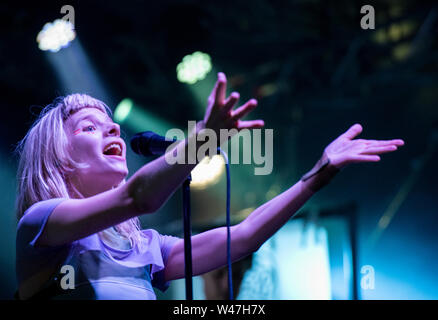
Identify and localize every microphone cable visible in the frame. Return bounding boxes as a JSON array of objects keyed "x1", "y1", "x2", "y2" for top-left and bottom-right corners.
[{"x1": 217, "y1": 147, "x2": 233, "y2": 300}]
